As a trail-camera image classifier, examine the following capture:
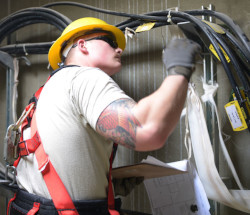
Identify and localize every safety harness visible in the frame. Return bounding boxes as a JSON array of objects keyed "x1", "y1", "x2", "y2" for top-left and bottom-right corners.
[{"x1": 8, "y1": 66, "x2": 119, "y2": 215}]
